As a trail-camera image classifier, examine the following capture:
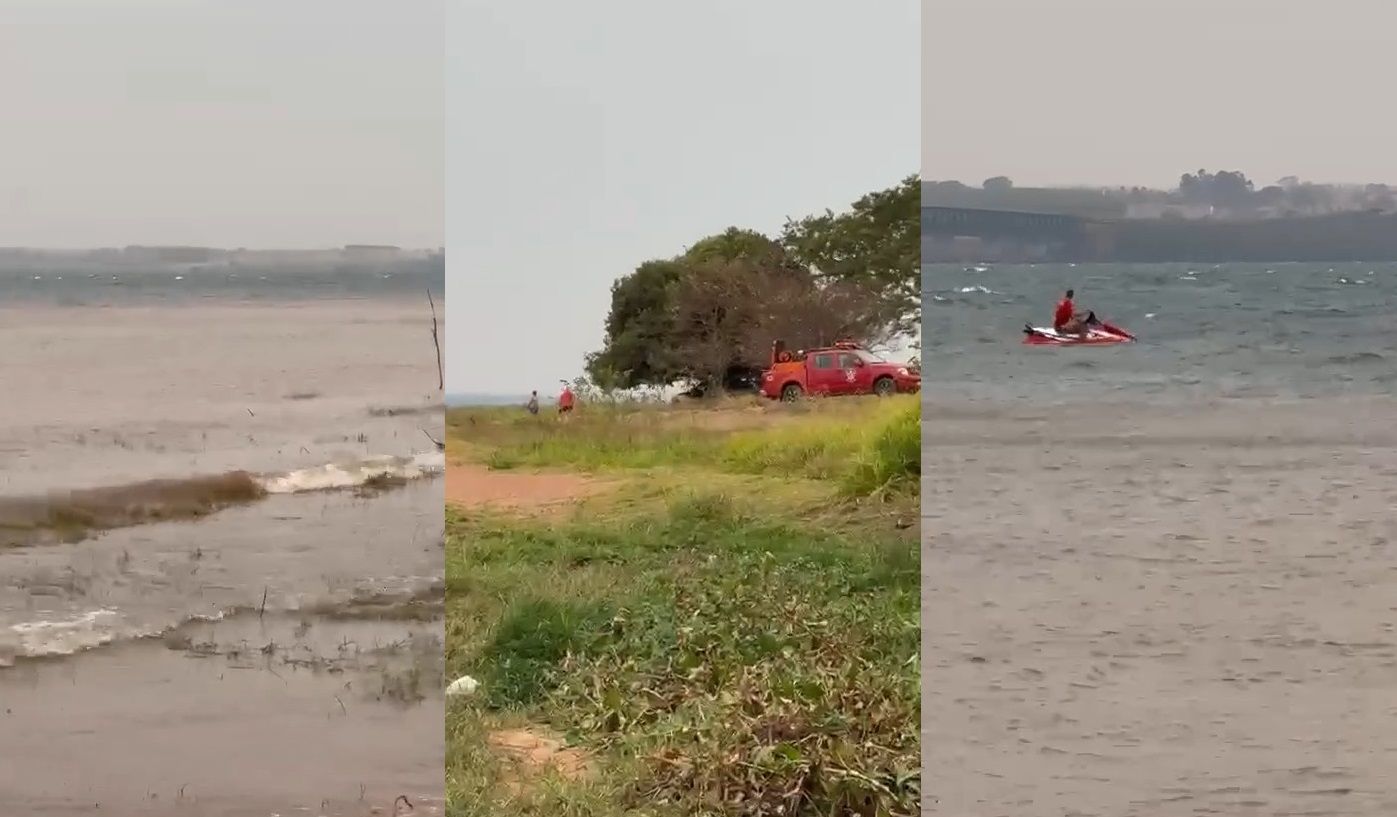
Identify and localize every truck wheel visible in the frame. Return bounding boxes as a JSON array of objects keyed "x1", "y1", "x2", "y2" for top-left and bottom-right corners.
[
  {"x1": 780, "y1": 383, "x2": 803, "y2": 402},
  {"x1": 873, "y1": 377, "x2": 896, "y2": 397}
]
